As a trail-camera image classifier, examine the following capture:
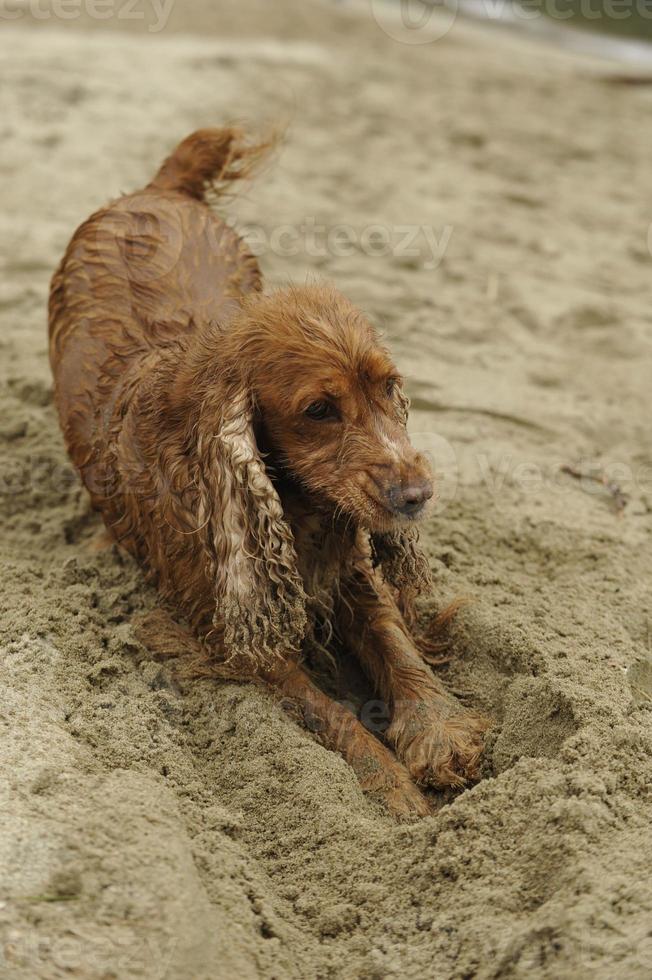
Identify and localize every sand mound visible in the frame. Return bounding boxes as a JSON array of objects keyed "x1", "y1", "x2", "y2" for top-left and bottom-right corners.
[{"x1": 1, "y1": 3, "x2": 652, "y2": 977}]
